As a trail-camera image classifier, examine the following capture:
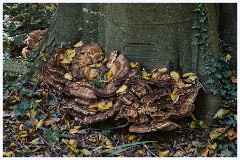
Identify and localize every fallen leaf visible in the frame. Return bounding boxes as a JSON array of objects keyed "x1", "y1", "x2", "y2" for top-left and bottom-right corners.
[
  {"x1": 44, "y1": 118, "x2": 60, "y2": 126},
  {"x1": 82, "y1": 148, "x2": 91, "y2": 156},
  {"x1": 35, "y1": 99, "x2": 42, "y2": 103},
  {"x1": 213, "y1": 109, "x2": 230, "y2": 119},
  {"x1": 89, "y1": 63, "x2": 102, "y2": 68},
  {"x1": 138, "y1": 149, "x2": 145, "y2": 155},
  {"x1": 231, "y1": 76, "x2": 237, "y2": 84},
  {"x1": 19, "y1": 124, "x2": 26, "y2": 131},
  {"x1": 170, "y1": 88, "x2": 179, "y2": 102},
  {"x1": 130, "y1": 62, "x2": 138, "y2": 68},
  {"x1": 106, "y1": 71, "x2": 113, "y2": 81},
  {"x1": 209, "y1": 127, "x2": 229, "y2": 140},
  {"x1": 74, "y1": 41, "x2": 84, "y2": 47},
  {"x1": 170, "y1": 71, "x2": 180, "y2": 82},
  {"x1": 9, "y1": 143, "x2": 17, "y2": 148},
  {"x1": 201, "y1": 147, "x2": 209, "y2": 157},
  {"x1": 69, "y1": 128, "x2": 79, "y2": 134},
  {"x1": 31, "y1": 137, "x2": 40, "y2": 144},
  {"x1": 182, "y1": 72, "x2": 196, "y2": 78},
  {"x1": 36, "y1": 119, "x2": 44, "y2": 130},
  {"x1": 40, "y1": 51, "x2": 47, "y2": 61},
  {"x1": 116, "y1": 85, "x2": 127, "y2": 94},
  {"x1": 159, "y1": 150, "x2": 171, "y2": 157},
  {"x1": 97, "y1": 101, "x2": 113, "y2": 112},
  {"x1": 64, "y1": 73, "x2": 73, "y2": 80},
  {"x1": 226, "y1": 53, "x2": 231, "y2": 62},
  {"x1": 190, "y1": 120, "x2": 197, "y2": 129},
  {"x1": 207, "y1": 143, "x2": 217, "y2": 150},
  {"x1": 227, "y1": 128, "x2": 237, "y2": 140},
  {"x1": 127, "y1": 135, "x2": 137, "y2": 141},
  {"x1": 17, "y1": 131, "x2": 28, "y2": 139},
  {"x1": 3, "y1": 151, "x2": 14, "y2": 157},
  {"x1": 13, "y1": 95, "x2": 20, "y2": 101},
  {"x1": 29, "y1": 77, "x2": 37, "y2": 82},
  {"x1": 141, "y1": 69, "x2": 151, "y2": 80}
]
